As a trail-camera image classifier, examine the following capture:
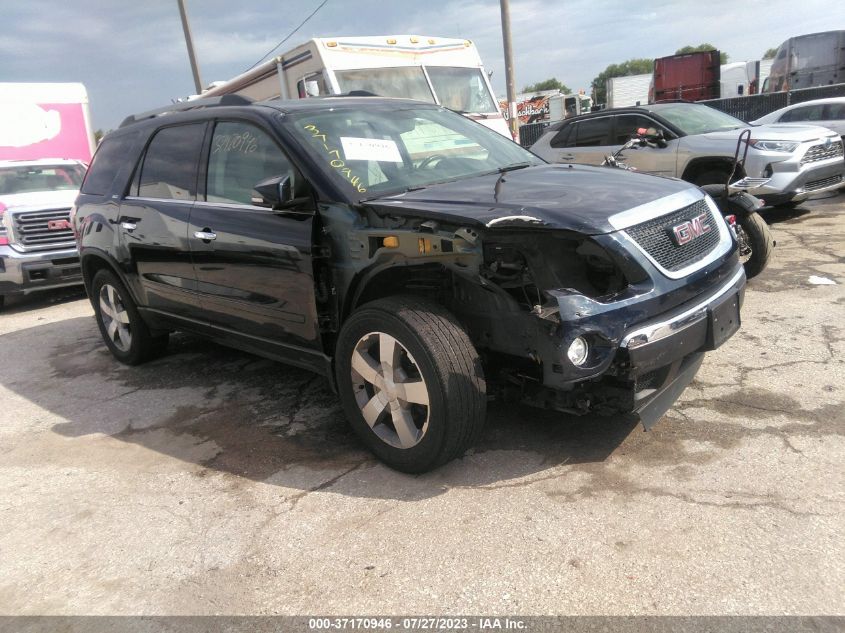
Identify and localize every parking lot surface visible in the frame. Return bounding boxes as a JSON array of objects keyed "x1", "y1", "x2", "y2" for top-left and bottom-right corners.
[{"x1": 0, "y1": 193, "x2": 843, "y2": 616}]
